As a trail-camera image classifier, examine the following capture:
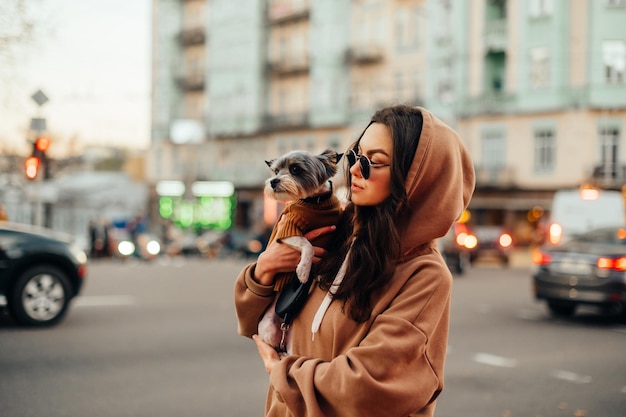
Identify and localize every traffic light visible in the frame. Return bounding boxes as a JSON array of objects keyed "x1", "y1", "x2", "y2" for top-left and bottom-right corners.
[
  {"x1": 24, "y1": 136, "x2": 50, "y2": 180},
  {"x1": 35, "y1": 136, "x2": 50, "y2": 153},
  {"x1": 24, "y1": 156, "x2": 40, "y2": 180}
]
